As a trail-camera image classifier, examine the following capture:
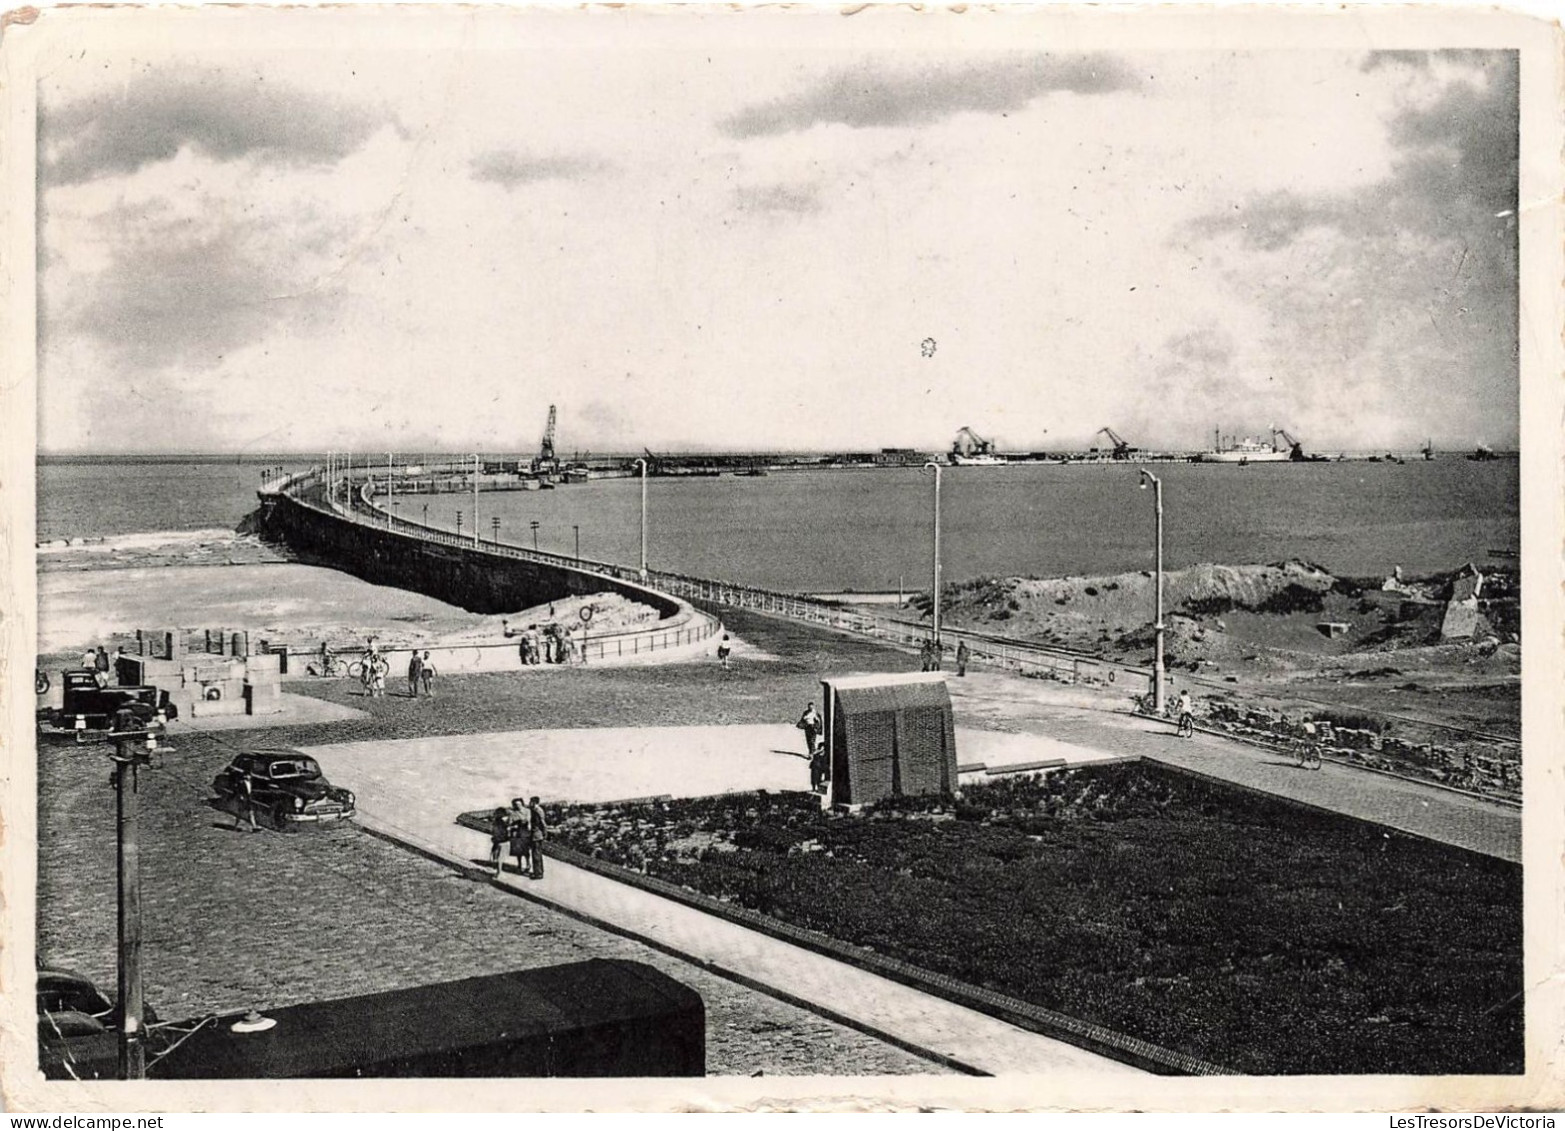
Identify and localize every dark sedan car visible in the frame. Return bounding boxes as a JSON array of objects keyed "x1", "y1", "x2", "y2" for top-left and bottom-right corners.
[
  {"x1": 38, "y1": 966, "x2": 157, "y2": 1039},
  {"x1": 37, "y1": 671, "x2": 178, "y2": 741},
  {"x1": 212, "y1": 749, "x2": 356, "y2": 829}
]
